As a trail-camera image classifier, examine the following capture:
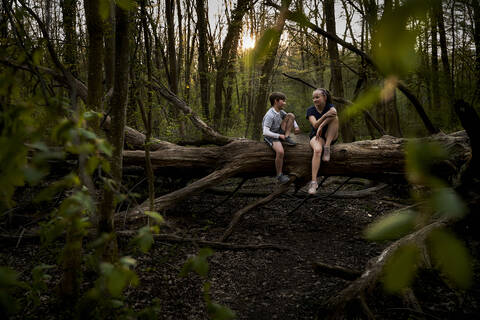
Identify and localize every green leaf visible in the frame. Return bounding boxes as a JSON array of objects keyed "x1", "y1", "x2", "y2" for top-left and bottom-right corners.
[
  {"x1": 427, "y1": 229, "x2": 472, "y2": 289},
  {"x1": 180, "y1": 248, "x2": 214, "y2": 278},
  {"x1": 364, "y1": 209, "x2": 416, "y2": 241},
  {"x1": 86, "y1": 156, "x2": 101, "y2": 175},
  {"x1": 246, "y1": 28, "x2": 280, "y2": 68},
  {"x1": 78, "y1": 128, "x2": 98, "y2": 140},
  {"x1": 23, "y1": 166, "x2": 47, "y2": 185},
  {"x1": 116, "y1": 0, "x2": 137, "y2": 11},
  {"x1": 144, "y1": 211, "x2": 164, "y2": 224},
  {"x1": 431, "y1": 188, "x2": 467, "y2": 219},
  {"x1": 135, "y1": 226, "x2": 154, "y2": 253},
  {"x1": 84, "y1": 111, "x2": 103, "y2": 121},
  {"x1": 371, "y1": 0, "x2": 430, "y2": 76},
  {"x1": 107, "y1": 268, "x2": 128, "y2": 297},
  {"x1": 99, "y1": 0, "x2": 111, "y2": 21},
  {"x1": 120, "y1": 256, "x2": 137, "y2": 268},
  {"x1": 405, "y1": 141, "x2": 448, "y2": 187},
  {"x1": 0, "y1": 267, "x2": 20, "y2": 287},
  {"x1": 207, "y1": 301, "x2": 237, "y2": 320},
  {"x1": 382, "y1": 244, "x2": 420, "y2": 293},
  {"x1": 341, "y1": 86, "x2": 381, "y2": 121}
]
